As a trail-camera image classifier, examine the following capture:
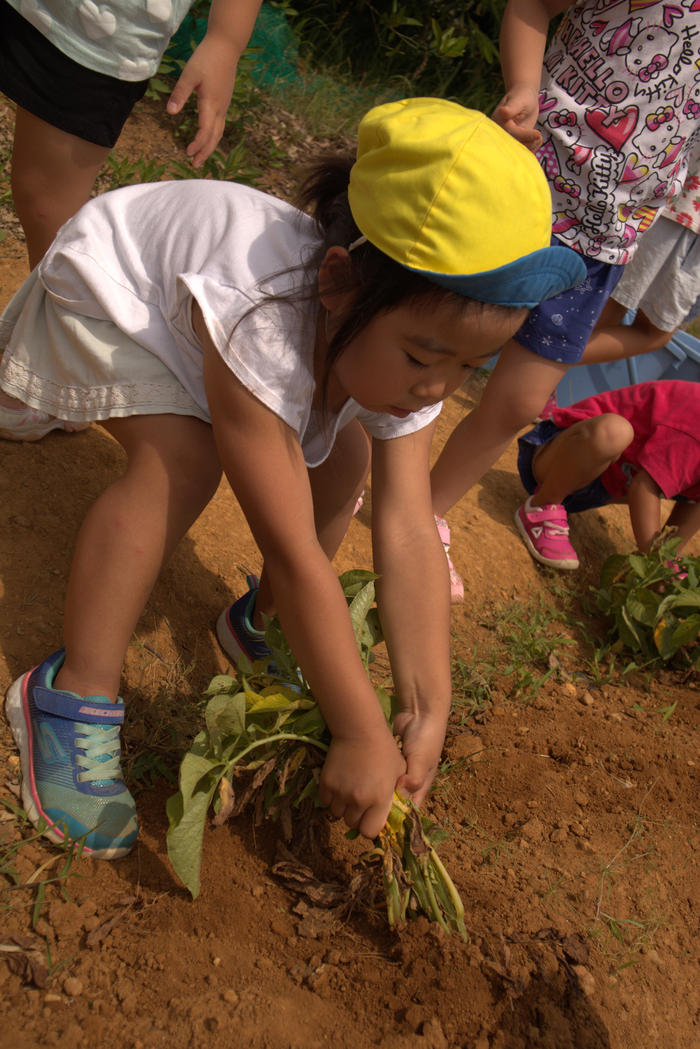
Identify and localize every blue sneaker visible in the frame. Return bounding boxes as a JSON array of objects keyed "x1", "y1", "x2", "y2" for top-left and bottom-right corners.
[
  {"x1": 216, "y1": 574, "x2": 272, "y2": 666},
  {"x1": 5, "y1": 649, "x2": 138, "y2": 859}
]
